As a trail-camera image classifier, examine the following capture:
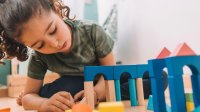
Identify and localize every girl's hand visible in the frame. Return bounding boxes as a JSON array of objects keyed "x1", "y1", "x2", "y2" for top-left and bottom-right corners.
[
  {"x1": 74, "y1": 90, "x2": 99, "y2": 105},
  {"x1": 16, "y1": 91, "x2": 24, "y2": 105},
  {"x1": 74, "y1": 90, "x2": 84, "y2": 103},
  {"x1": 39, "y1": 91, "x2": 74, "y2": 112}
]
